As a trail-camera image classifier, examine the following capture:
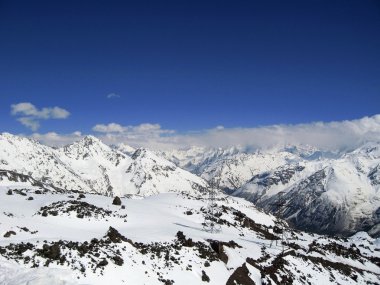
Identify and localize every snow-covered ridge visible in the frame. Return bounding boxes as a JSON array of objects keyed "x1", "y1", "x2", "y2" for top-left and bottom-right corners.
[
  {"x1": 161, "y1": 142, "x2": 380, "y2": 237},
  {"x1": 0, "y1": 133, "x2": 209, "y2": 196}
]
